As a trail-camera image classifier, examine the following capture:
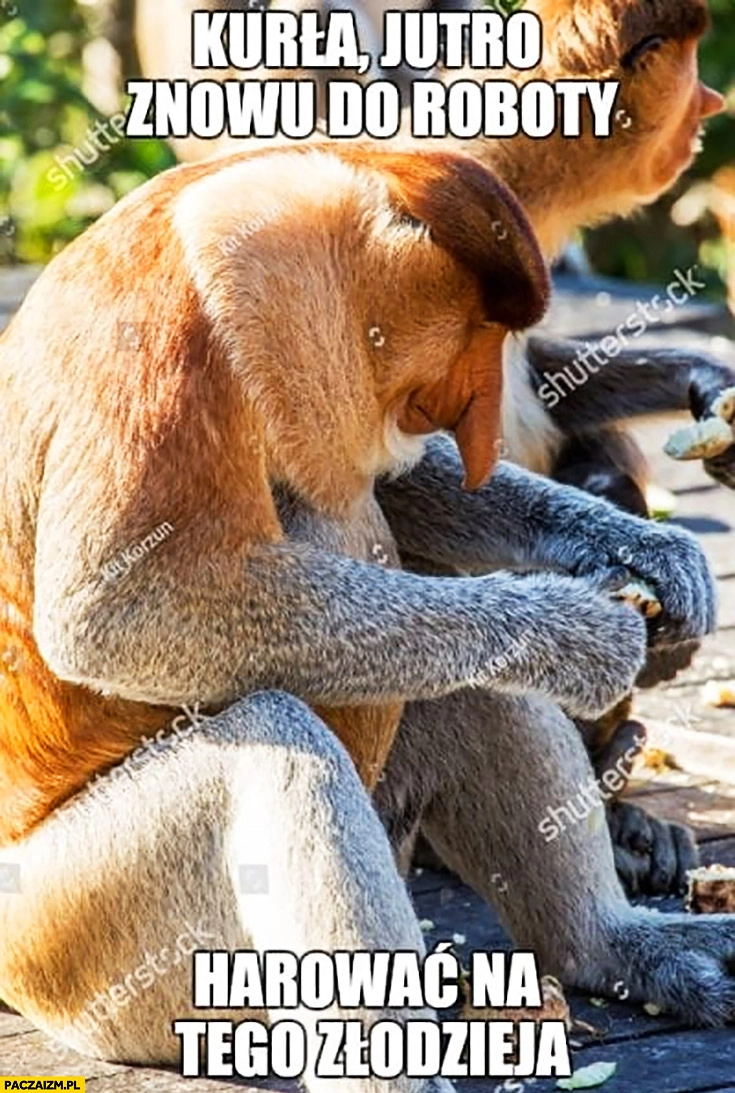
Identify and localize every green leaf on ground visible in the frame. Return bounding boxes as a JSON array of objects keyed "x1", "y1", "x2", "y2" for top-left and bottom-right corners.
[{"x1": 558, "y1": 1061, "x2": 617, "y2": 1090}]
